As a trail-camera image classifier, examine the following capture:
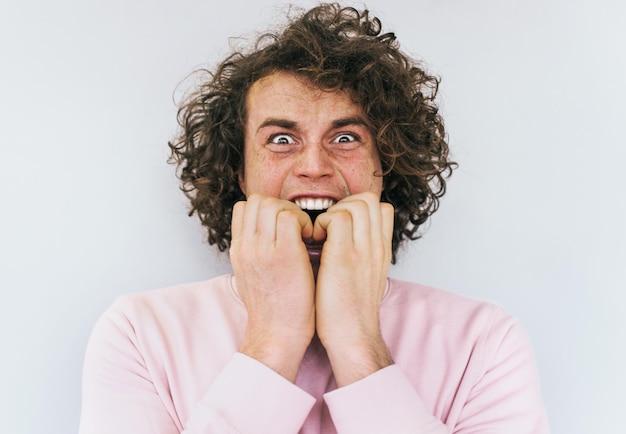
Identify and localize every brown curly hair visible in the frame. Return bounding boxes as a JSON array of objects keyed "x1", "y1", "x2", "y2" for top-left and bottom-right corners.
[{"x1": 168, "y1": 2, "x2": 456, "y2": 263}]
